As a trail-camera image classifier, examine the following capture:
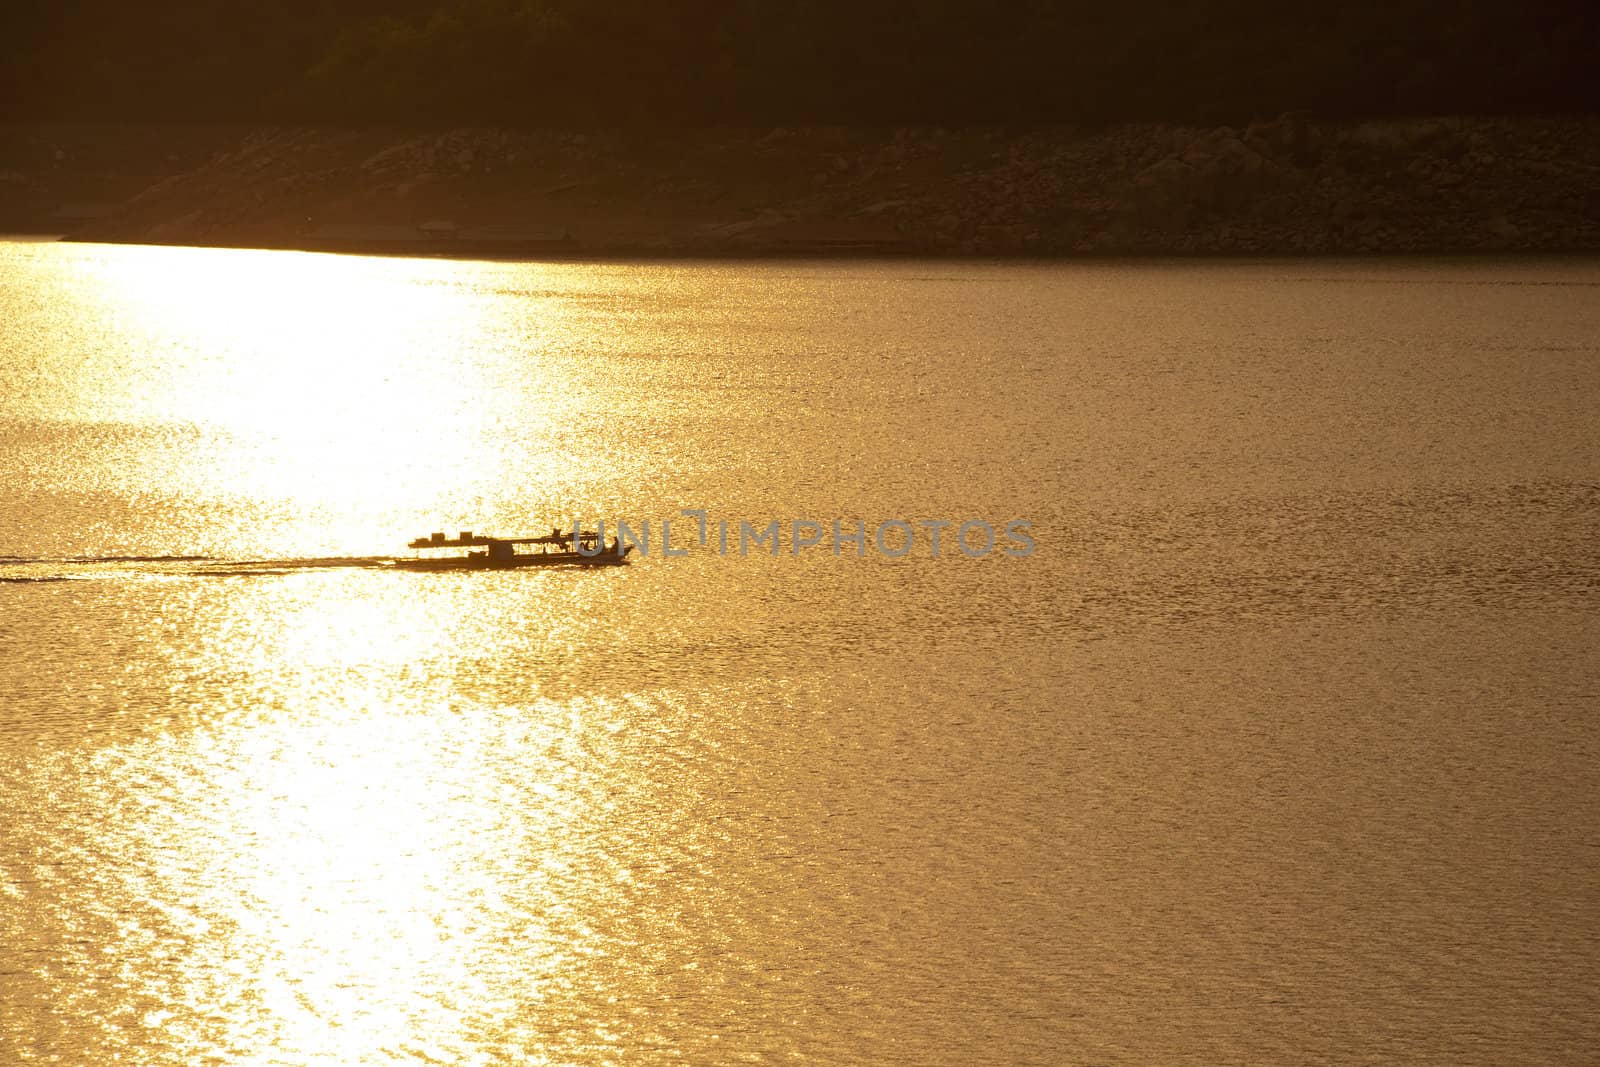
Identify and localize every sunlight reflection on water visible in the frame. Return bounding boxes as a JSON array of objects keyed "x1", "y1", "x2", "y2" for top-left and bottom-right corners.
[{"x1": 2, "y1": 243, "x2": 1599, "y2": 1064}]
